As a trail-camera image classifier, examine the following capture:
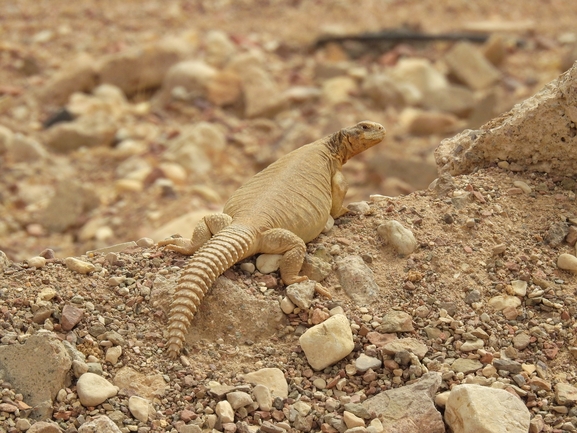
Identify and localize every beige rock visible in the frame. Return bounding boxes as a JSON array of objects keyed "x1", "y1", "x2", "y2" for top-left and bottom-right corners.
[
  {"x1": 78, "y1": 415, "x2": 122, "y2": 433},
  {"x1": 444, "y1": 41, "x2": 501, "y2": 90},
  {"x1": 128, "y1": 396, "x2": 150, "y2": 422},
  {"x1": 436, "y1": 62, "x2": 577, "y2": 176},
  {"x1": 216, "y1": 400, "x2": 235, "y2": 423},
  {"x1": 399, "y1": 108, "x2": 459, "y2": 135},
  {"x1": 377, "y1": 220, "x2": 417, "y2": 255},
  {"x1": 488, "y1": 295, "x2": 521, "y2": 311},
  {"x1": 28, "y1": 256, "x2": 47, "y2": 268},
  {"x1": 378, "y1": 310, "x2": 414, "y2": 333},
  {"x1": 105, "y1": 346, "x2": 122, "y2": 364},
  {"x1": 253, "y1": 384, "x2": 272, "y2": 411},
  {"x1": 8, "y1": 133, "x2": 47, "y2": 162},
  {"x1": 299, "y1": 314, "x2": 354, "y2": 370},
  {"x1": 381, "y1": 337, "x2": 428, "y2": 359},
  {"x1": 422, "y1": 85, "x2": 475, "y2": 117},
  {"x1": 558, "y1": 253, "x2": 577, "y2": 273},
  {"x1": 556, "y1": 382, "x2": 577, "y2": 405},
  {"x1": 256, "y1": 253, "x2": 283, "y2": 274},
  {"x1": 343, "y1": 411, "x2": 365, "y2": 428},
  {"x1": 27, "y1": 421, "x2": 63, "y2": 433},
  {"x1": 77, "y1": 372, "x2": 119, "y2": 407},
  {"x1": 390, "y1": 58, "x2": 448, "y2": 96},
  {"x1": 113, "y1": 366, "x2": 167, "y2": 399},
  {"x1": 242, "y1": 367, "x2": 288, "y2": 398},
  {"x1": 156, "y1": 60, "x2": 216, "y2": 104},
  {"x1": 322, "y1": 76, "x2": 357, "y2": 105},
  {"x1": 44, "y1": 113, "x2": 117, "y2": 152},
  {"x1": 204, "y1": 30, "x2": 236, "y2": 68},
  {"x1": 445, "y1": 384, "x2": 530, "y2": 433},
  {"x1": 37, "y1": 54, "x2": 97, "y2": 105},
  {"x1": 64, "y1": 257, "x2": 95, "y2": 274}
]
